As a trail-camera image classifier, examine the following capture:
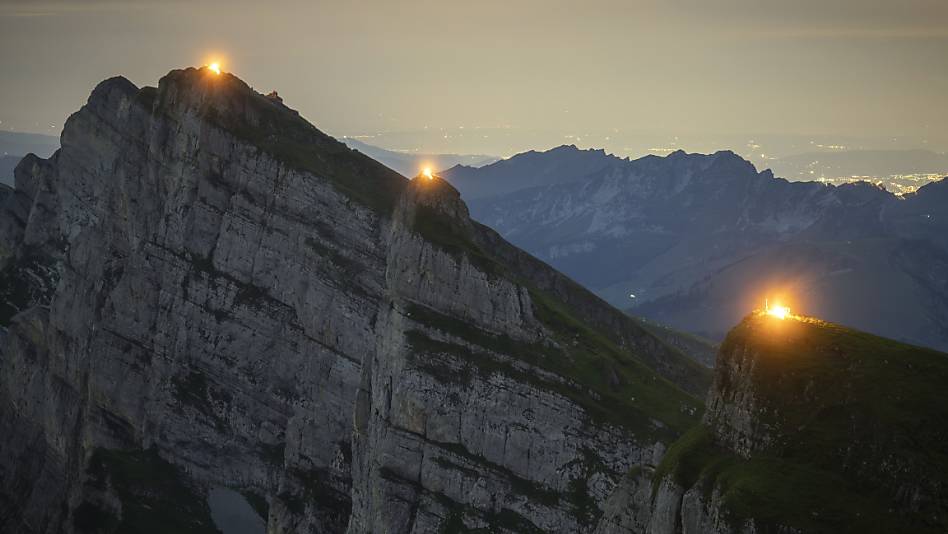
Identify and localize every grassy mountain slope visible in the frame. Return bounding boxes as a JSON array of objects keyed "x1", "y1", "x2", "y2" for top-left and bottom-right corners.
[{"x1": 656, "y1": 312, "x2": 948, "y2": 532}]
